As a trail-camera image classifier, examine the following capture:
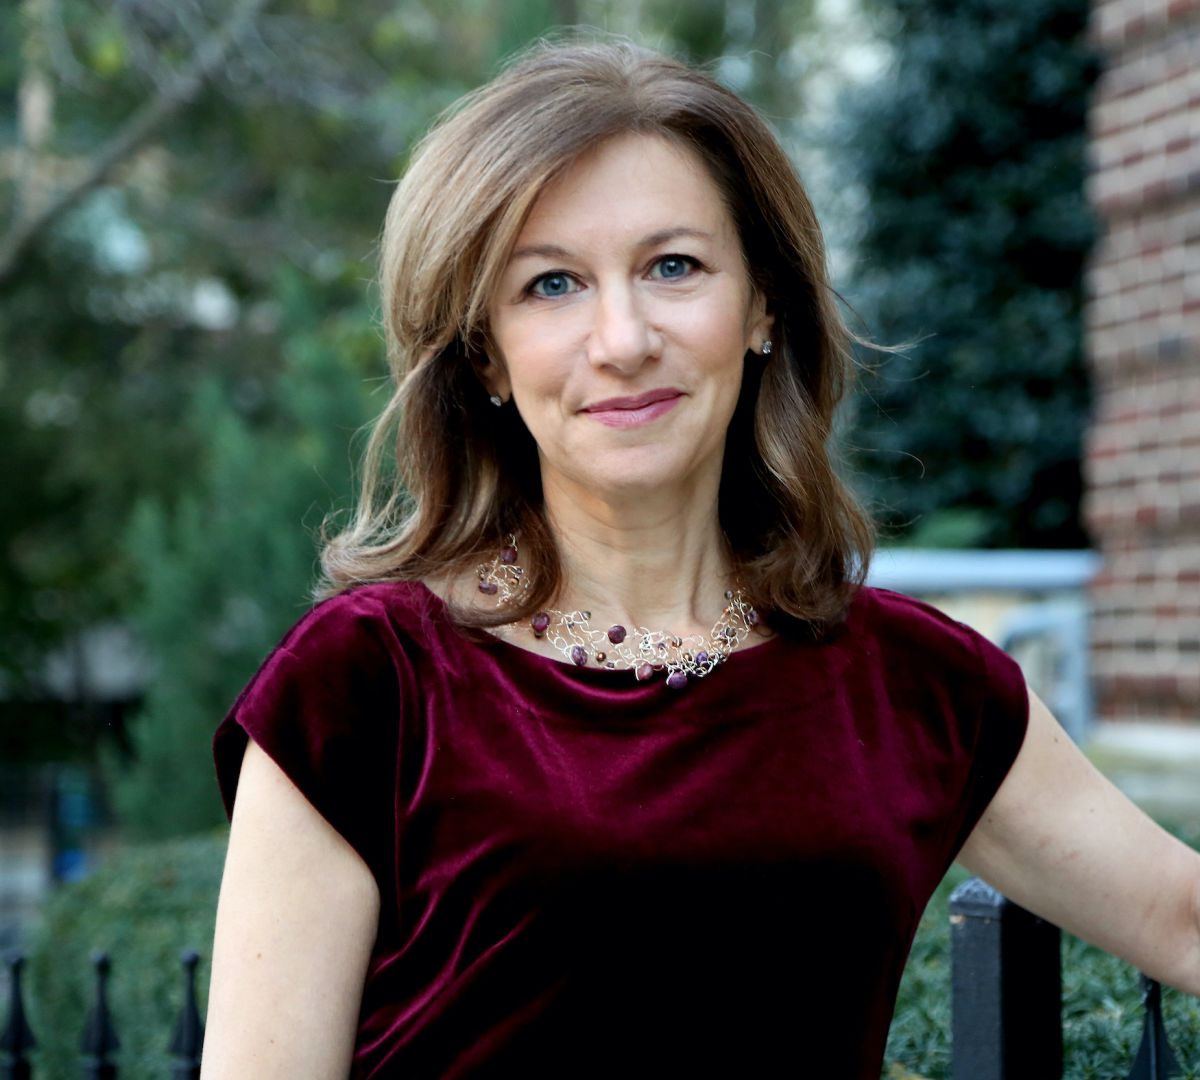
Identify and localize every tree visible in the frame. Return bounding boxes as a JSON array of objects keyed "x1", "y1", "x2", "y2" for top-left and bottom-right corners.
[
  {"x1": 836, "y1": 0, "x2": 1098, "y2": 548},
  {"x1": 0, "y1": 0, "x2": 528, "y2": 683},
  {"x1": 104, "y1": 268, "x2": 378, "y2": 837}
]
